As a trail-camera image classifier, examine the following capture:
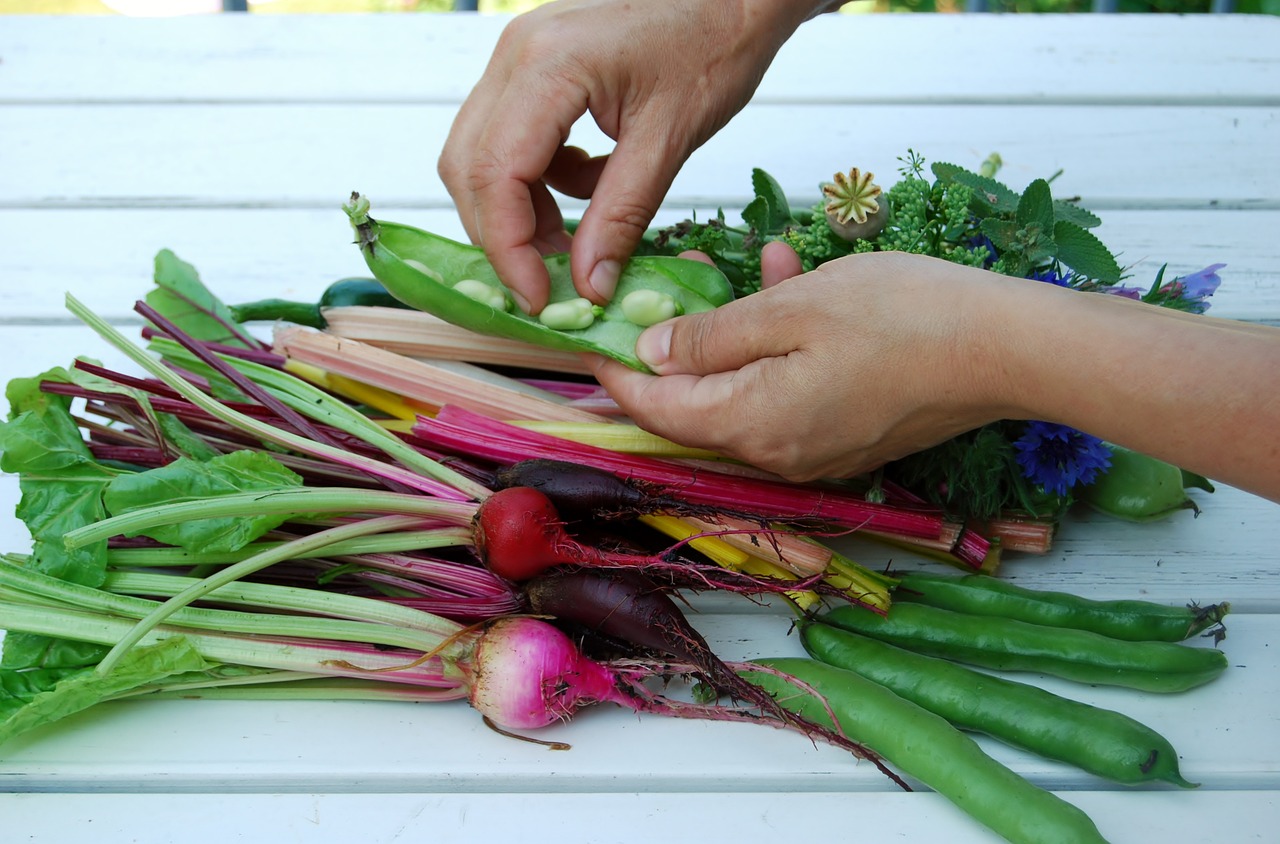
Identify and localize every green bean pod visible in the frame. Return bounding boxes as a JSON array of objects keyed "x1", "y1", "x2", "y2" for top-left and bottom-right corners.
[
  {"x1": 819, "y1": 603, "x2": 1227, "y2": 693},
  {"x1": 742, "y1": 657, "x2": 1112, "y2": 844},
  {"x1": 1080, "y1": 444, "x2": 1211, "y2": 522},
  {"x1": 800, "y1": 621, "x2": 1197, "y2": 788},
  {"x1": 895, "y1": 571, "x2": 1229, "y2": 642},
  {"x1": 343, "y1": 194, "x2": 734, "y2": 372}
]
